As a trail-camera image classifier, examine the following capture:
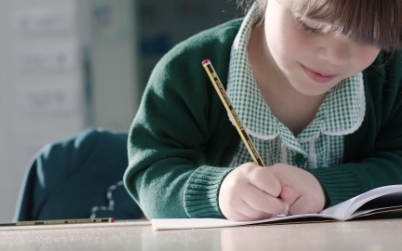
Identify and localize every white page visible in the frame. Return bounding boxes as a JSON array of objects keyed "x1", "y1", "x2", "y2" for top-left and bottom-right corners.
[
  {"x1": 151, "y1": 214, "x2": 339, "y2": 231},
  {"x1": 309, "y1": 185, "x2": 402, "y2": 219},
  {"x1": 342, "y1": 185, "x2": 402, "y2": 218}
]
